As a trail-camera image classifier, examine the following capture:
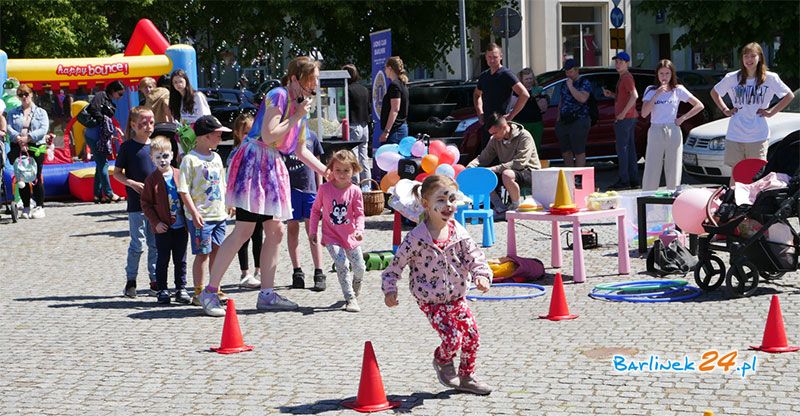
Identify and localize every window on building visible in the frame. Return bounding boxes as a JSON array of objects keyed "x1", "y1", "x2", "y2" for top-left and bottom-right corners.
[{"x1": 561, "y1": 5, "x2": 604, "y2": 67}]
